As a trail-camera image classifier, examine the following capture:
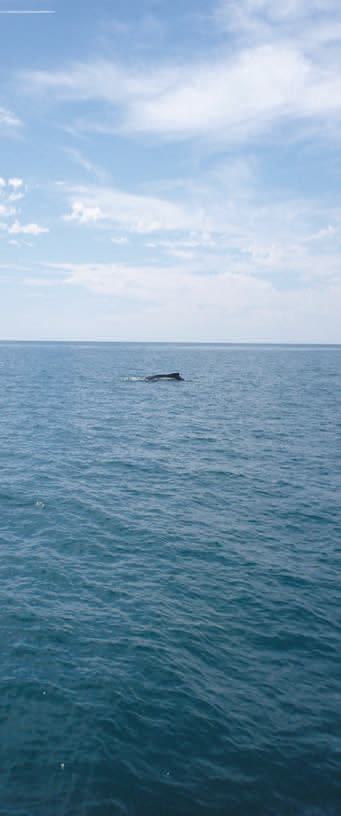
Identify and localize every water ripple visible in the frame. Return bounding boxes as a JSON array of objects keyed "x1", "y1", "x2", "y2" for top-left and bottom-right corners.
[{"x1": 0, "y1": 343, "x2": 340, "y2": 816}]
